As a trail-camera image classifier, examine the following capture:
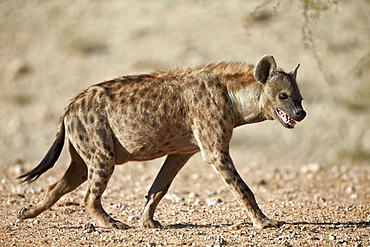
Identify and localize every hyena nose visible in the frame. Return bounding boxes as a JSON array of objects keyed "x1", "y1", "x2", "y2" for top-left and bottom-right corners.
[{"x1": 295, "y1": 109, "x2": 306, "y2": 121}]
